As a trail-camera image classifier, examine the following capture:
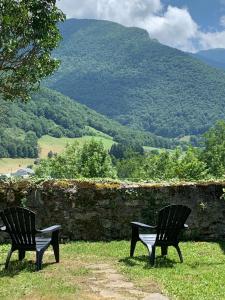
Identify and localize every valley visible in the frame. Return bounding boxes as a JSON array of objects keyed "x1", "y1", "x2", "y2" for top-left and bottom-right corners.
[
  {"x1": 1, "y1": 18, "x2": 225, "y2": 177},
  {"x1": 47, "y1": 19, "x2": 225, "y2": 138}
]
